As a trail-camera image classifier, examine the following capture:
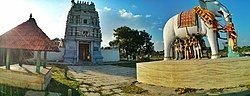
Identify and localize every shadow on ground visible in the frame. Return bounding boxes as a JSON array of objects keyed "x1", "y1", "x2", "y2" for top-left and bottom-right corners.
[
  {"x1": 220, "y1": 90, "x2": 250, "y2": 96},
  {"x1": 69, "y1": 65, "x2": 136, "y2": 78},
  {"x1": 46, "y1": 78, "x2": 81, "y2": 96},
  {"x1": 0, "y1": 79, "x2": 81, "y2": 96}
]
